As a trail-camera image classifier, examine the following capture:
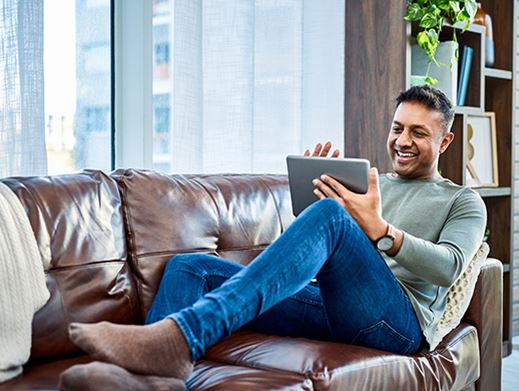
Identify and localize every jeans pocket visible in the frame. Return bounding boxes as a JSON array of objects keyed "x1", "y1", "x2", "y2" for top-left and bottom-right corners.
[{"x1": 351, "y1": 320, "x2": 414, "y2": 354}]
